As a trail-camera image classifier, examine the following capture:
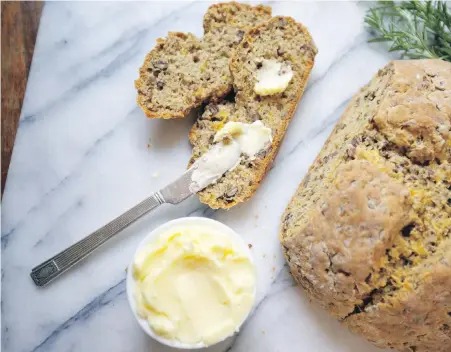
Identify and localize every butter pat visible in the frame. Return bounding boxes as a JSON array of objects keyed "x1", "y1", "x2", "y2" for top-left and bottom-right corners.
[
  {"x1": 132, "y1": 223, "x2": 256, "y2": 346},
  {"x1": 214, "y1": 121, "x2": 272, "y2": 156},
  {"x1": 190, "y1": 142, "x2": 241, "y2": 193},
  {"x1": 254, "y1": 59, "x2": 293, "y2": 96},
  {"x1": 190, "y1": 121, "x2": 272, "y2": 193}
]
